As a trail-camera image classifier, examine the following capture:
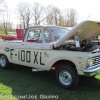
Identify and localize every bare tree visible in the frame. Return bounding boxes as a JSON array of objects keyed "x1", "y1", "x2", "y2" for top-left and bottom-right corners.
[
  {"x1": 45, "y1": 5, "x2": 54, "y2": 25},
  {"x1": 52, "y1": 7, "x2": 61, "y2": 25},
  {"x1": 63, "y1": 9, "x2": 77, "y2": 27},
  {"x1": 2, "y1": 6, "x2": 9, "y2": 34},
  {"x1": 17, "y1": 3, "x2": 25, "y2": 29},
  {"x1": 32, "y1": 2, "x2": 46, "y2": 25},
  {"x1": 16, "y1": 2, "x2": 77, "y2": 28},
  {"x1": 25, "y1": 4, "x2": 32, "y2": 27},
  {"x1": 0, "y1": 0, "x2": 13, "y2": 34},
  {"x1": 69, "y1": 9, "x2": 77, "y2": 26},
  {"x1": 46, "y1": 5, "x2": 63, "y2": 26},
  {"x1": 58, "y1": 15, "x2": 65, "y2": 26},
  {"x1": 16, "y1": 2, "x2": 32, "y2": 29},
  {"x1": 46, "y1": 6, "x2": 77, "y2": 27}
]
